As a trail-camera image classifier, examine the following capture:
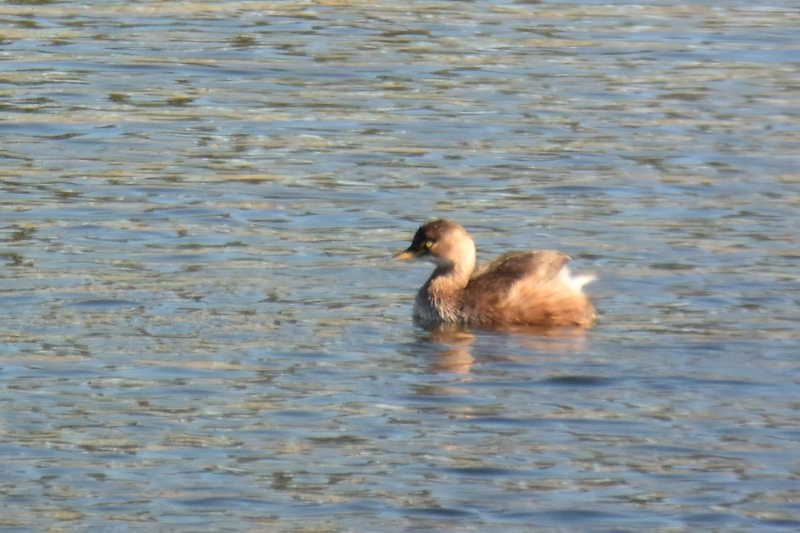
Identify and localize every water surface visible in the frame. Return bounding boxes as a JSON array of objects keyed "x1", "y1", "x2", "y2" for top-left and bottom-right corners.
[{"x1": 1, "y1": 1, "x2": 799, "y2": 531}]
